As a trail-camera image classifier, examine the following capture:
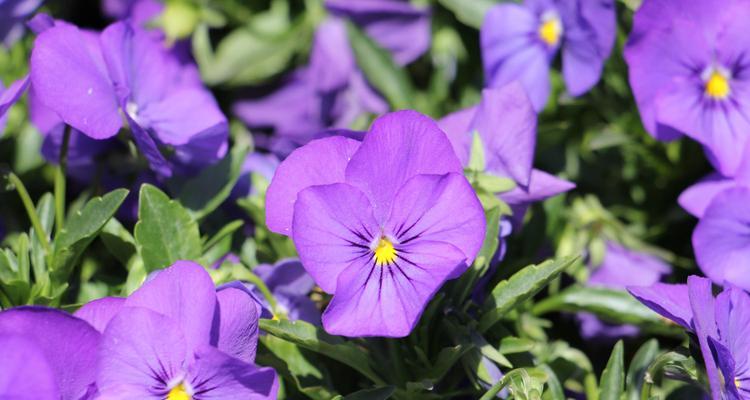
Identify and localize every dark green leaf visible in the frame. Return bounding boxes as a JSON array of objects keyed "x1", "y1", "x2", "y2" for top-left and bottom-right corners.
[
  {"x1": 599, "y1": 341, "x2": 625, "y2": 400},
  {"x1": 134, "y1": 184, "x2": 201, "y2": 272},
  {"x1": 479, "y1": 256, "x2": 578, "y2": 332},
  {"x1": 626, "y1": 339, "x2": 659, "y2": 400},
  {"x1": 341, "y1": 386, "x2": 395, "y2": 400},
  {"x1": 100, "y1": 218, "x2": 137, "y2": 266},
  {"x1": 50, "y1": 189, "x2": 129, "y2": 281}
]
